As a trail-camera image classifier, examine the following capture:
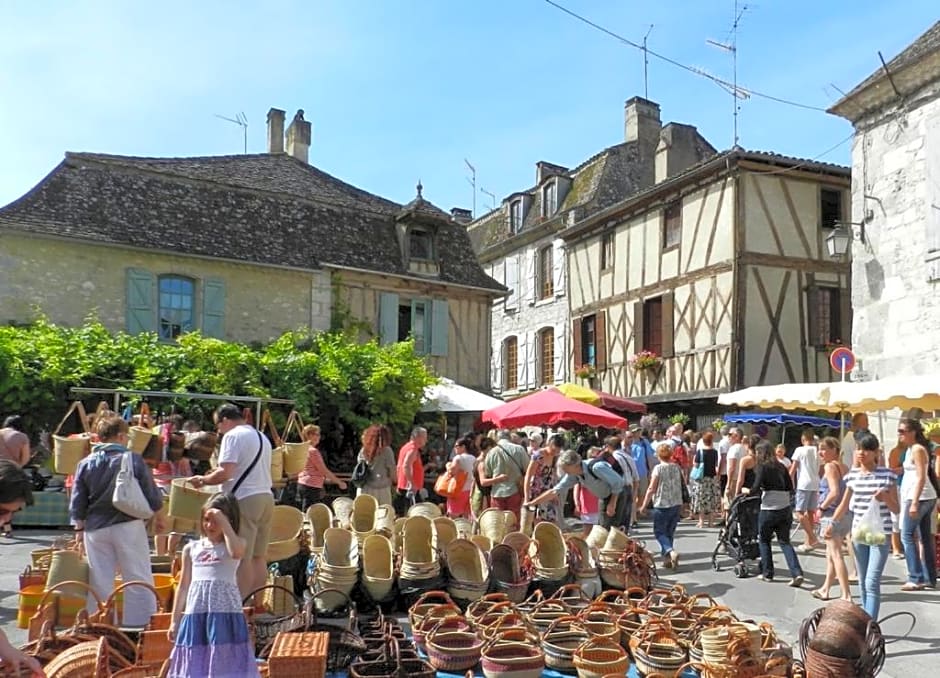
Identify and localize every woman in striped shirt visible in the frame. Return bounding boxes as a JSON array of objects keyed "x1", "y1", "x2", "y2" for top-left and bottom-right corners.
[
  {"x1": 828, "y1": 433, "x2": 899, "y2": 620},
  {"x1": 296, "y1": 425, "x2": 346, "y2": 510}
]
